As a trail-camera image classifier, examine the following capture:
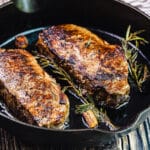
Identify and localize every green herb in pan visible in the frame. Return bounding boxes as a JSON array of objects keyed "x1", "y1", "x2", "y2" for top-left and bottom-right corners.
[
  {"x1": 33, "y1": 52, "x2": 117, "y2": 129},
  {"x1": 122, "y1": 25, "x2": 149, "y2": 92}
]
